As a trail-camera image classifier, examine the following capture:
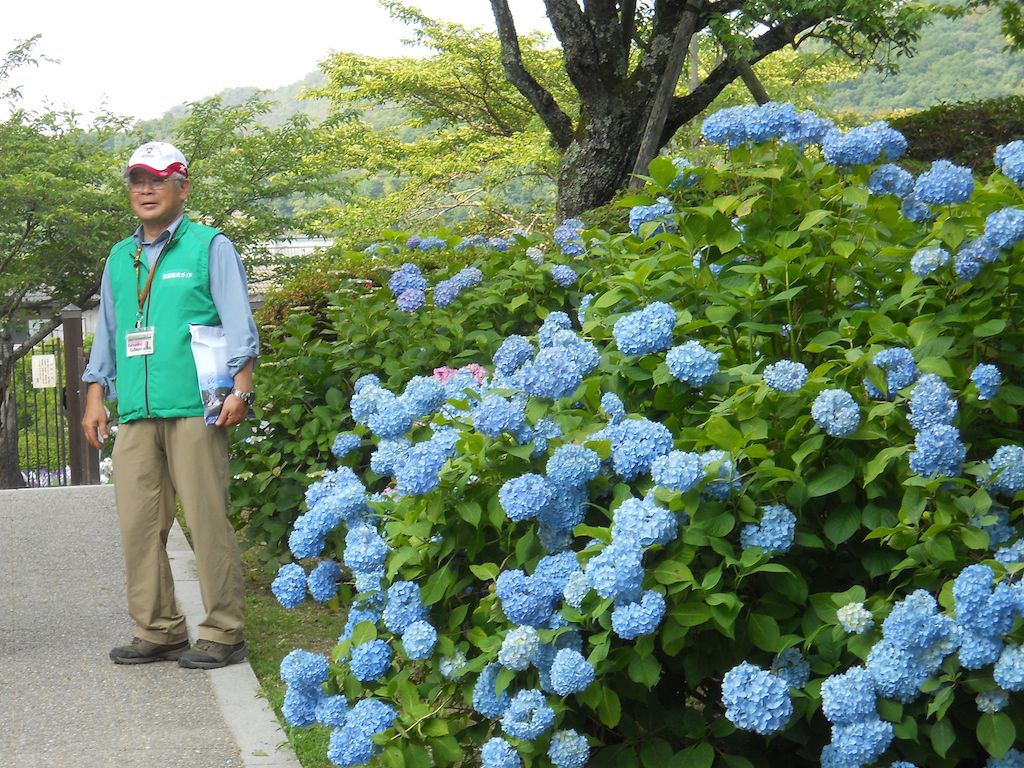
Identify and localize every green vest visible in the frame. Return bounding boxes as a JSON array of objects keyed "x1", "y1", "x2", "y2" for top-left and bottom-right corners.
[{"x1": 109, "y1": 216, "x2": 223, "y2": 422}]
